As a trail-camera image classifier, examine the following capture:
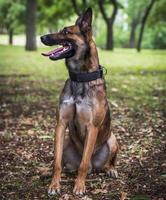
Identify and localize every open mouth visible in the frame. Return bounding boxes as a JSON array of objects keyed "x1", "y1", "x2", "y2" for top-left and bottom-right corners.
[{"x1": 41, "y1": 42, "x2": 74, "y2": 60}]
